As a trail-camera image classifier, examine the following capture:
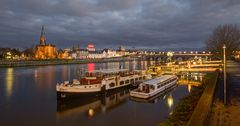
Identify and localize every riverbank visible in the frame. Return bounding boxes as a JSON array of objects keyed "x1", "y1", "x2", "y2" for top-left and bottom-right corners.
[
  {"x1": 208, "y1": 61, "x2": 240, "y2": 126},
  {"x1": 0, "y1": 57, "x2": 136, "y2": 68},
  {"x1": 159, "y1": 71, "x2": 219, "y2": 126}
]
